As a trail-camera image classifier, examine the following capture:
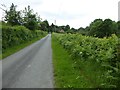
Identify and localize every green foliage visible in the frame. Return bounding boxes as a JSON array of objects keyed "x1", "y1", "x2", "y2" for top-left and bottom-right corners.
[
  {"x1": 4, "y1": 3, "x2": 42, "y2": 31},
  {"x1": 76, "y1": 19, "x2": 119, "y2": 38},
  {"x1": 40, "y1": 20, "x2": 49, "y2": 32},
  {"x1": 87, "y1": 19, "x2": 118, "y2": 38},
  {"x1": 5, "y1": 3, "x2": 22, "y2": 26},
  {"x1": 54, "y1": 33, "x2": 119, "y2": 88},
  {"x1": 2, "y1": 24, "x2": 47, "y2": 53},
  {"x1": 23, "y1": 6, "x2": 39, "y2": 30},
  {"x1": 65, "y1": 25, "x2": 70, "y2": 31},
  {"x1": 117, "y1": 21, "x2": 120, "y2": 36},
  {"x1": 49, "y1": 24, "x2": 73, "y2": 33},
  {"x1": 52, "y1": 35, "x2": 96, "y2": 88},
  {"x1": 88, "y1": 19, "x2": 103, "y2": 37}
]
